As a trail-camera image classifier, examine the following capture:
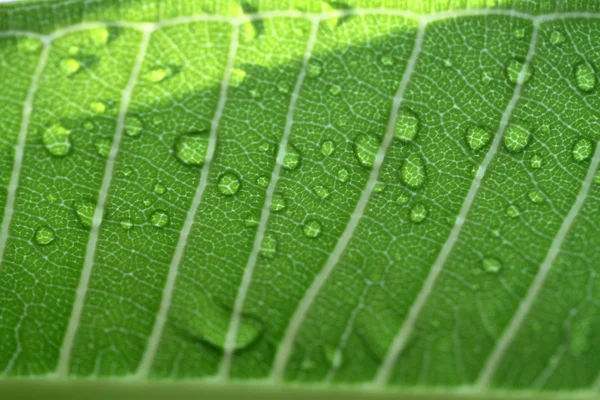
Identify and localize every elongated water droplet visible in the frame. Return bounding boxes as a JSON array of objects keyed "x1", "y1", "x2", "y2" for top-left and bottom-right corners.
[
  {"x1": 550, "y1": 30, "x2": 565, "y2": 45},
  {"x1": 572, "y1": 137, "x2": 593, "y2": 161},
  {"x1": 528, "y1": 189, "x2": 545, "y2": 203},
  {"x1": 144, "y1": 66, "x2": 172, "y2": 83},
  {"x1": 355, "y1": 133, "x2": 379, "y2": 168},
  {"x1": 282, "y1": 145, "x2": 301, "y2": 170},
  {"x1": 95, "y1": 138, "x2": 111, "y2": 157},
  {"x1": 314, "y1": 185, "x2": 330, "y2": 199},
  {"x1": 43, "y1": 124, "x2": 71, "y2": 156},
  {"x1": 60, "y1": 58, "x2": 81, "y2": 76},
  {"x1": 504, "y1": 124, "x2": 530, "y2": 153},
  {"x1": 151, "y1": 210, "x2": 170, "y2": 227},
  {"x1": 260, "y1": 234, "x2": 277, "y2": 258},
  {"x1": 34, "y1": 225, "x2": 55, "y2": 245},
  {"x1": 575, "y1": 62, "x2": 596, "y2": 92},
  {"x1": 218, "y1": 173, "x2": 240, "y2": 196},
  {"x1": 506, "y1": 205, "x2": 520, "y2": 218},
  {"x1": 125, "y1": 116, "x2": 143, "y2": 137},
  {"x1": 90, "y1": 101, "x2": 106, "y2": 114},
  {"x1": 270, "y1": 194, "x2": 286, "y2": 212},
  {"x1": 395, "y1": 110, "x2": 419, "y2": 142},
  {"x1": 409, "y1": 203, "x2": 427, "y2": 223},
  {"x1": 401, "y1": 154, "x2": 426, "y2": 189},
  {"x1": 482, "y1": 257, "x2": 502, "y2": 274},
  {"x1": 154, "y1": 182, "x2": 166, "y2": 195},
  {"x1": 303, "y1": 219, "x2": 322, "y2": 238},
  {"x1": 75, "y1": 200, "x2": 95, "y2": 229},
  {"x1": 466, "y1": 125, "x2": 491, "y2": 150},
  {"x1": 506, "y1": 59, "x2": 531, "y2": 84},
  {"x1": 530, "y1": 154, "x2": 543, "y2": 169},
  {"x1": 321, "y1": 140, "x2": 335, "y2": 156},
  {"x1": 175, "y1": 132, "x2": 210, "y2": 166}
]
